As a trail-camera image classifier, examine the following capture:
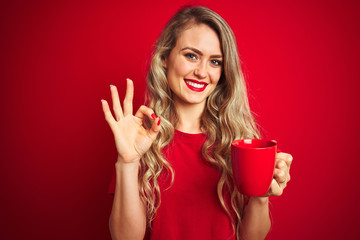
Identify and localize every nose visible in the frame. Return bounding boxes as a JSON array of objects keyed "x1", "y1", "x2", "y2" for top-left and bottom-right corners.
[{"x1": 194, "y1": 61, "x2": 207, "y2": 79}]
